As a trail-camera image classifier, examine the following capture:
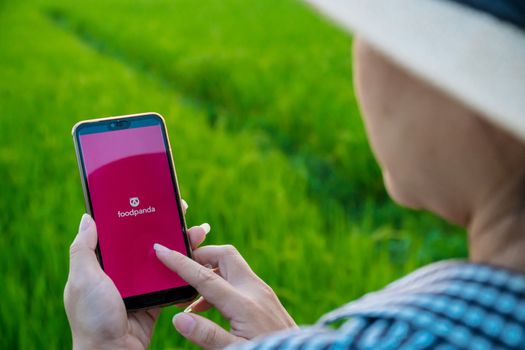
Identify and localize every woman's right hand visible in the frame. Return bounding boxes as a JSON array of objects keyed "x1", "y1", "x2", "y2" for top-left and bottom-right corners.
[{"x1": 154, "y1": 244, "x2": 297, "y2": 349}]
